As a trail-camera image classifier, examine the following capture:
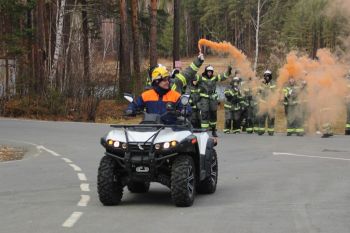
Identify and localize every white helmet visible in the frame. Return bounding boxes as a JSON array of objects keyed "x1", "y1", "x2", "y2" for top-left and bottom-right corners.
[
  {"x1": 205, "y1": 65, "x2": 214, "y2": 72},
  {"x1": 264, "y1": 69, "x2": 272, "y2": 75}
]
